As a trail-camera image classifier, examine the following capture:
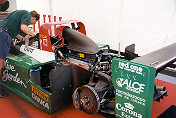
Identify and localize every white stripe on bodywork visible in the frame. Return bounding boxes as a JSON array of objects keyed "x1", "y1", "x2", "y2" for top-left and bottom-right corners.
[{"x1": 20, "y1": 45, "x2": 55, "y2": 63}]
